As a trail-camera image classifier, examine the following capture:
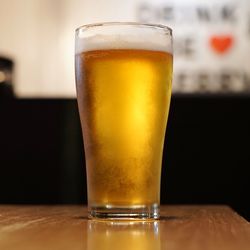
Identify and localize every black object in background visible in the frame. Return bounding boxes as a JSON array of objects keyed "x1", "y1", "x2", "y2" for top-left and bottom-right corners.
[
  {"x1": 0, "y1": 96, "x2": 249, "y2": 221},
  {"x1": 0, "y1": 57, "x2": 14, "y2": 98}
]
